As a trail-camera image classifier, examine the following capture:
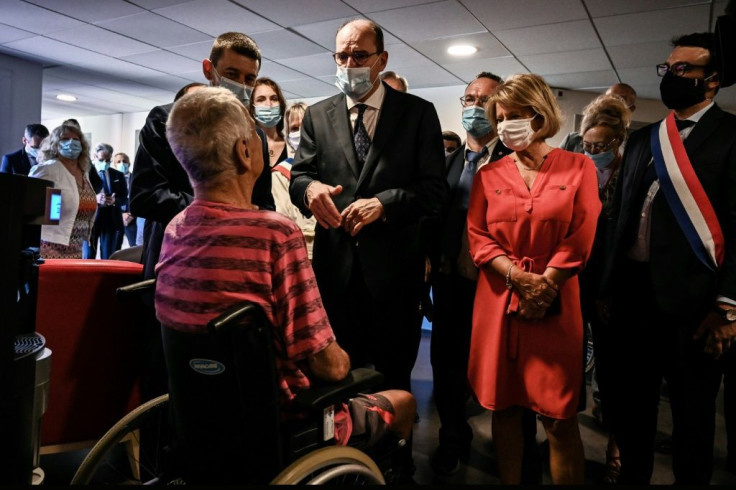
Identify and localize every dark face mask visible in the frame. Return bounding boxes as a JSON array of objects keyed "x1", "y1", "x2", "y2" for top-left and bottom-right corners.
[{"x1": 659, "y1": 71, "x2": 709, "y2": 110}]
